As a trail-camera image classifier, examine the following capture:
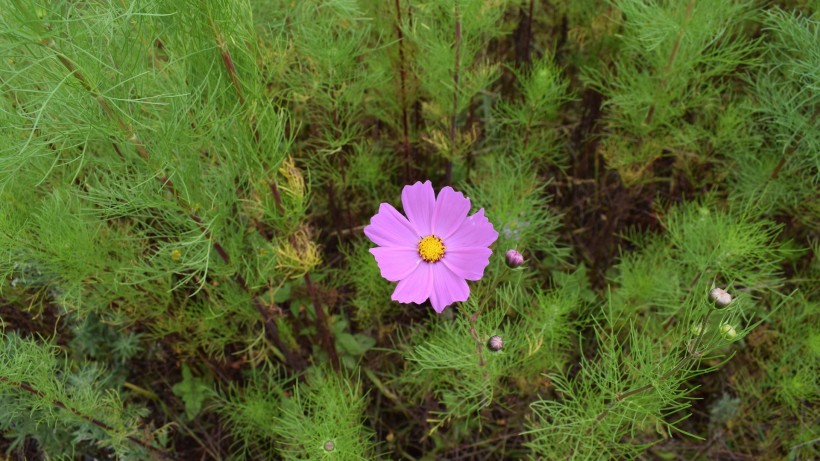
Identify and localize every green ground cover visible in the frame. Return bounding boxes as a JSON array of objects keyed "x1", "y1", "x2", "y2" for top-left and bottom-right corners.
[{"x1": 0, "y1": 1, "x2": 817, "y2": 459}]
